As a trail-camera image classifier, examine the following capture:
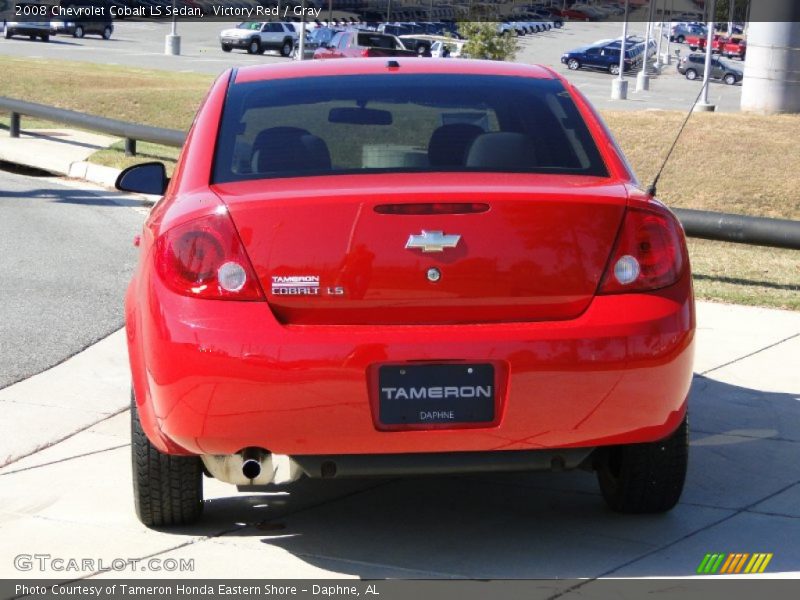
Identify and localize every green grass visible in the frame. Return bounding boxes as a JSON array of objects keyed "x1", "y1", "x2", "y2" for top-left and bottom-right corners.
[{"x1": 1, "y1": 56, "x2": 798, "y2": 311}]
